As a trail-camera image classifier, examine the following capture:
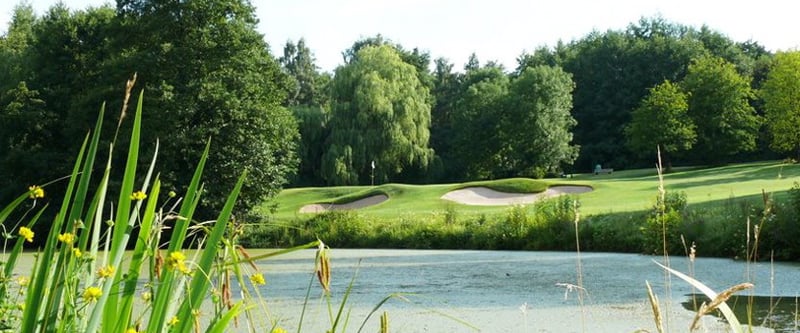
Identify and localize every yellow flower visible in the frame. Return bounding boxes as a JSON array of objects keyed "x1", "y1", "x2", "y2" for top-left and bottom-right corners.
[
  {"x1": 28, "y1": 185, "x2": 44, "y2": 199},
  {"x1": 167, "y1": 316, "x2": 179, "y2": 326},
  {"x1": 72, "y1": 248, "x2": 83, "y2": 257},
  {"x1": 17, "y1": 276, "x2": 29, "y2": 287},
  {"x1": 130, "y1": 191, "x2": 147, "y2": 201},
  {"x1": 125, "y1": 328, "x2": 141, "y2": 333},
  {"x1": 97, "y1": 265, "x2": 115, "y2": 278},
  {"x1": 18, "y1": 227, "x2": 34, "y2": 243},
  {"x1": 141, "y1": 291, "x2": 152, "y2": 302},
  {"x1": 58, "y1": 232, "x2": 76, "y2": 245},
  {"x1": 250, "y1": 273, "x2": 266, "y2": 286},
  {"x1": 83, "y1": 286, "x2": 103, "y2": 302},
  {"x1": 271, "y1": 327, "x2": 287, "y2": 333},
  {"x1": 166, "y1": 251, "x2": 191, "y2": 274}
]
